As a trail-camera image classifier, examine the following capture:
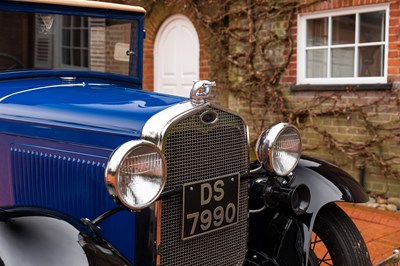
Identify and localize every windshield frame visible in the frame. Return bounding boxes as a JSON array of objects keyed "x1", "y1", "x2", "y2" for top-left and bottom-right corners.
[{"x1": 0, "y1": 0, "x2": 145, "y2": 86}]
